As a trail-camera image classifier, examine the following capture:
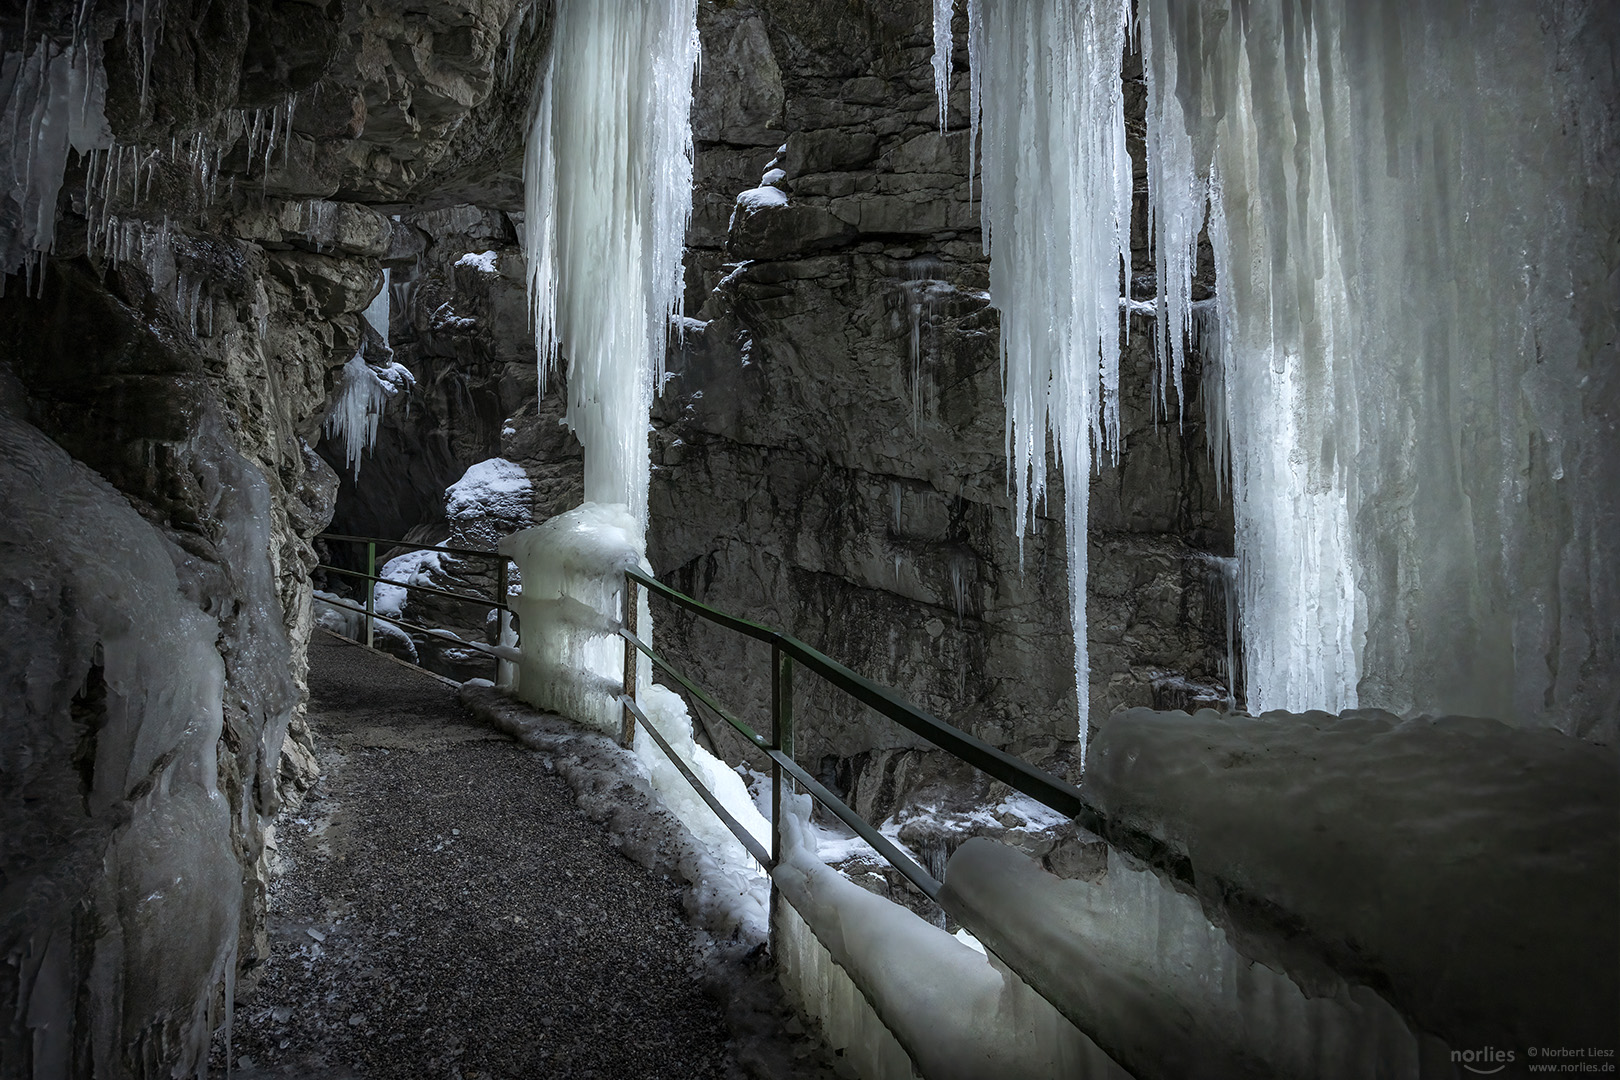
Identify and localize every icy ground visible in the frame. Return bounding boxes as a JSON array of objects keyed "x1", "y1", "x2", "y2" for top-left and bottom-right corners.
[{"x1": 215, "y1": 632, "x2": 838, "y2": 1079}]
